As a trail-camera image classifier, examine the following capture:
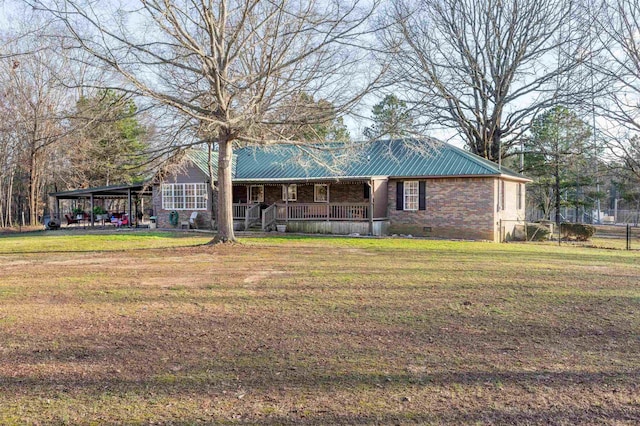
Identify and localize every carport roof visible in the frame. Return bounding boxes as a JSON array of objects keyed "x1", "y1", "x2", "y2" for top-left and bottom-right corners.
[{"x1": 50, "y1": 182, "x2": 151, "y2": 199}]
